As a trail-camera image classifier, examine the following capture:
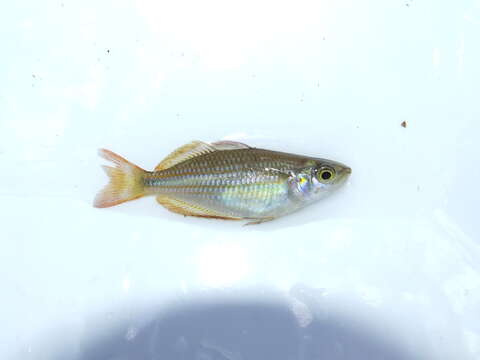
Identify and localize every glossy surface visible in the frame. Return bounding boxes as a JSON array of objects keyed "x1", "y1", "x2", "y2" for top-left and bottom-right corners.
[
  {"x1": 1, "y1": 0, "x2": 479, "y2": 359},
  {"x1": 142, "y1": 143, "x2": 351, "y2": 221}
]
